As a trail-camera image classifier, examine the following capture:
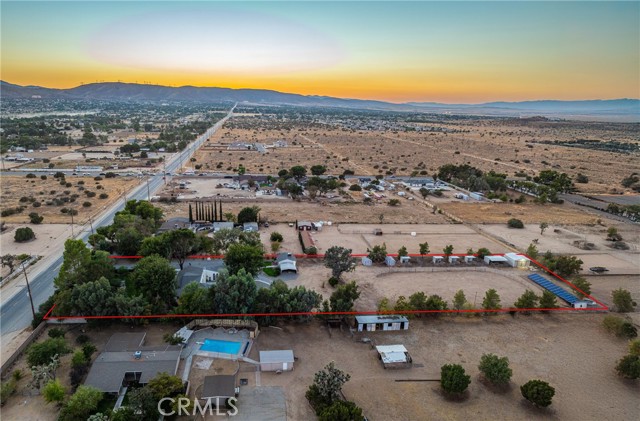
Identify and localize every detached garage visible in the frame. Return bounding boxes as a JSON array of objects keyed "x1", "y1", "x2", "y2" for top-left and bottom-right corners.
[{"x1": 260, "y1": 350, "x2": 295, "y2": 372}]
